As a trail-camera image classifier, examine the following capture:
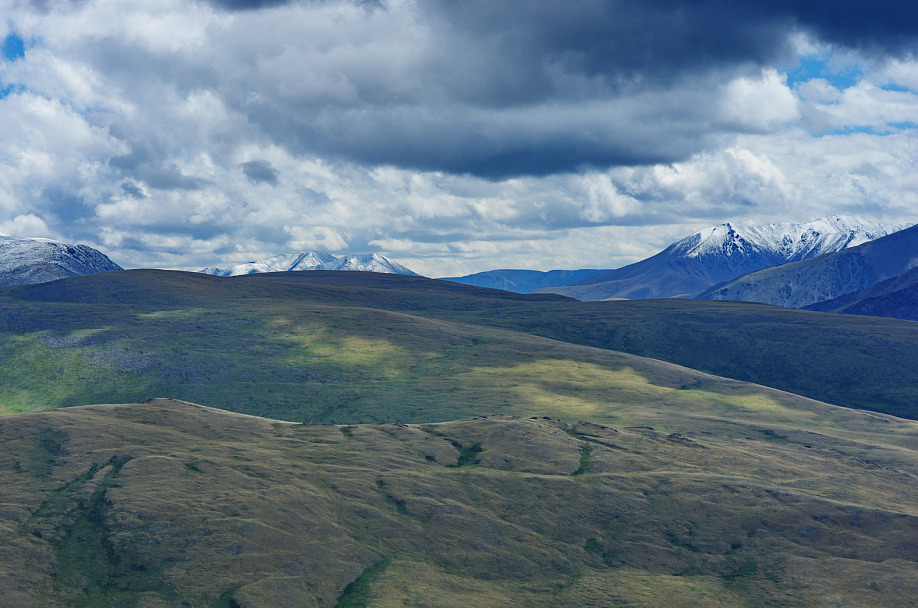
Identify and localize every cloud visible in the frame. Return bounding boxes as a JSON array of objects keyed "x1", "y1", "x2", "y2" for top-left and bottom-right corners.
[
  {"x1": 0, "y1": 213, "x2": 54, "y2": 237},
  {"x1": 241, "y1": 160, "x2": 279, "y2": 186},
  {"x1": 9, "y1": 0, "x2": 918, "y2": 183},
  {"x1": 1, "y1": 0, "x2": 918, "y2": 276},
  {"x1": 782, "y1": 0, "x2": 918, "y2": 53},
  {"x1": 719, "y1": 69, "x2": 799, "y2": 131},
  {"x1": 208, "y1": 0, "x2": 293, "y2": 9},
  {"x1": 121, "y1": 181, "x2": 145, "y2": 198}
]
